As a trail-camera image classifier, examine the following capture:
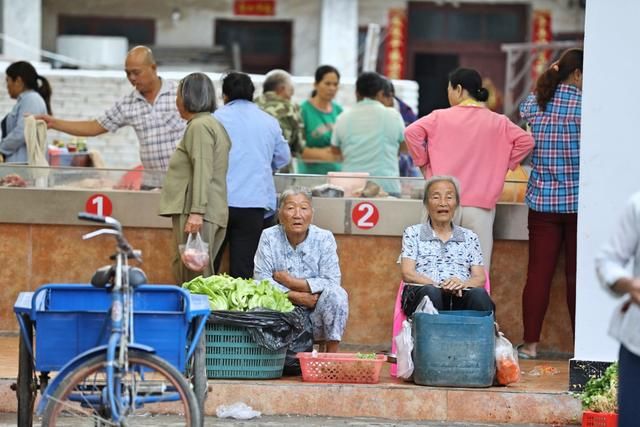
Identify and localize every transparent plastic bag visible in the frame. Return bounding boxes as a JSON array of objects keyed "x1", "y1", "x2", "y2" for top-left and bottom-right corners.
[
  {"x1": 415, "y1": 295, "x2": 439, "y2": 314},
  {"x1": 395, "y1": 320, "x2": 414, "y2": 379},
  {"x1": 215, "y1": 402, "x2": 261, "y2": 420},
  {"x1": 179, "y1": 232, "x2": 209, "y2": 272},
  {"x1": 495, "y1": 332, "x2": 521, "y2": 385}
]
